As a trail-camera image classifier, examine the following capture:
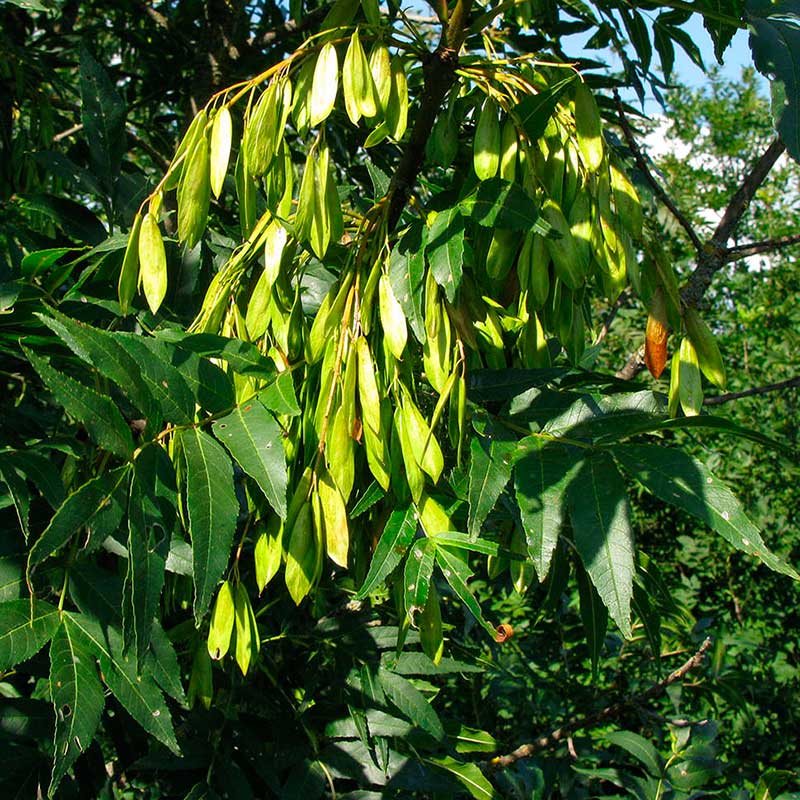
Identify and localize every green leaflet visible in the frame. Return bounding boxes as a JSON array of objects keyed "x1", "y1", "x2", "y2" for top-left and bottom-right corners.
[
  {"x1": 0, "y1": 599, "x2": 60, "y2": 671},
  {"x1": 65, "y1": 612, "x2": 180, "y2": 753},
  {"x1": 24, "y1": 348, "x2": 134, "y2": 460},
  {"x1": 148, "y1": 621, "x2": 187, "y2": 706},
  {"x1": 427, "y1": 208, "x2": 465, "y2": 303},
  {"x1": 135, "y1": 336, "x2": 235, "y2": 415},
  {"x1": 179, "y1": 428, "x2": 240, "y2": 623},
  {"x1": 28, "y1": 465, "x2": 131, "y2": 572},
  {"x1": 389, "y1": 224, "x2": 427, "y2": 344},
  {"x1": 118, "y1": 213, "x2": 141, "y2": 315},
  {"x1": 112, "y1": 333, "x2": 195, "y2": 425},
  {"x1": 377, "y1": 667, "x2": 445, "y2": 741},
  {"x1": 515, "y1": 443, "x2": 581, "y2": 581},
  {"x1": 747, "y1": 1, "x2": 800, "y2": 162},
  {"x1": 403, "y1": 537, "x2": 436, "y2": 622},
  {"x1": 467, "y1": 428, "x2": 516, "y2": 539},
  {"x1": 614, "y1": 444, "x2": 799, "y2": 579},
  {"x1": 212, "y1": 401, "x2": 287, "y2": 519},
  {"x1": 37, "y1": 309, "x2": 159, "y2": 432},
  {"x1": 576, "y1": 560, "x2": 608, "y2": 680},
  {"x1": 459, "y1": 178, "x2": 541, "y2": 231},
  {"x1": 435, "y1": 545, "x2": 497, "y2": 639},
  {"x1": 514, "y1": 73, "x2": 576, "y2": 141},
  {"x1": 49, "y1": 619, "x2": 105, "y2": 796},
  {"x1": 155, "y1": 330, "x2": 277, "y2": 380},
  {"x1": 424, "y1": 755, "x2": 500, "y2": 800},
  {"x1": 79, "y1": 45, "x2": 126, "y2": 196},
  {"x1": 566, "y1": 453, "x2": 635, "y2": 638},
  {"x1": 123, "y1": 444, "x2": 175, "y2": 665},
  {"x1": 606, "y1": 730, "x2": 665, "y2": 777},
  {"x1": 356, "y1": 506, "x2": 417, "y2": 599}
]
